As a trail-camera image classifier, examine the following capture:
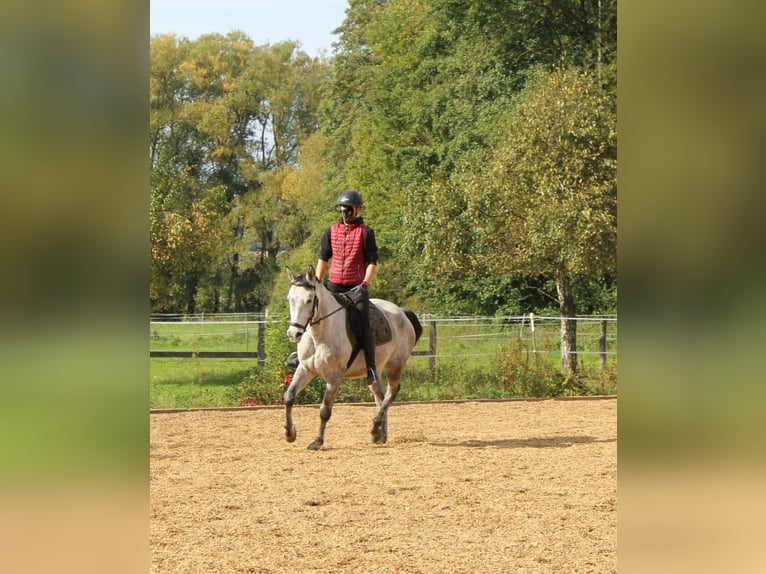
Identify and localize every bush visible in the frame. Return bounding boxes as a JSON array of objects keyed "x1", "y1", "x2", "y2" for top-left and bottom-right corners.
[
  {"x1": 493, "y1": 339, "x2": 568, "y2": 397},
  {"x1": 227, "y1": 321, "x2": 616, "y2": 406},
  {"x1": 227, "y1": 314, "x2": 313, "y2": 405}
]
